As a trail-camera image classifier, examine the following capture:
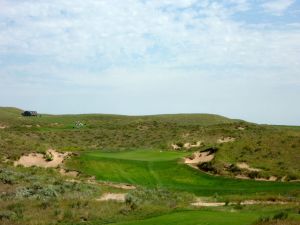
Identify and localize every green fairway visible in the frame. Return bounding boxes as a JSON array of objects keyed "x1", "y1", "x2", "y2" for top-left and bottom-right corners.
[
  {"x1": 67, "y1": 150, "x2": 300, "y2": 196},
  {"x1": 113, "y1": 210, "x2": 262, "y2": 225}
]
